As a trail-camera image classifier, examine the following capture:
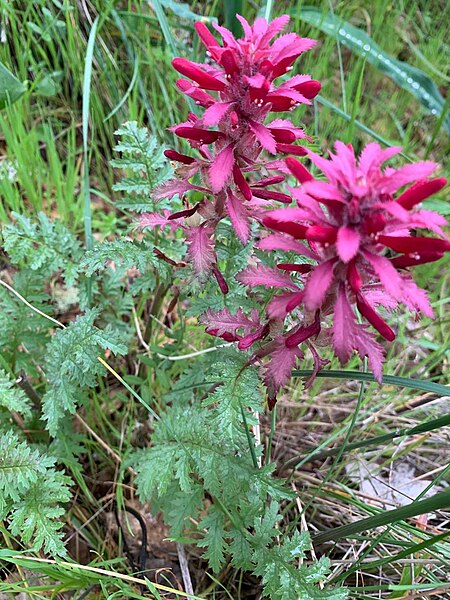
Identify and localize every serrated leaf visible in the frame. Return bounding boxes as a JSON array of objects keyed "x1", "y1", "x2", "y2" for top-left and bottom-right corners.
[
  {"x1": 166, "y1": 487, "x2": 203, "y2": 538},
  {"x1": 0, "y1": 370, "x2": 32, "y2": 418},
  {"x1": 198, "y1": 506, "x2": 228, "y2": 573},
  {"x1": 297, "y1": 7, "x2": 450, "y2": 134}
]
